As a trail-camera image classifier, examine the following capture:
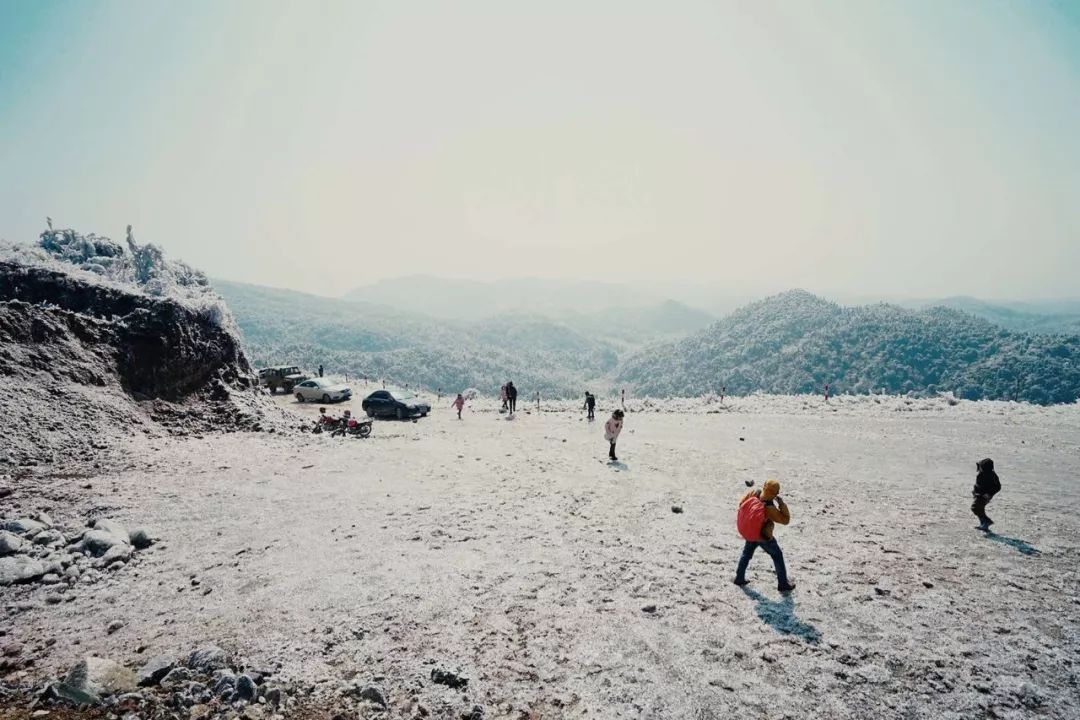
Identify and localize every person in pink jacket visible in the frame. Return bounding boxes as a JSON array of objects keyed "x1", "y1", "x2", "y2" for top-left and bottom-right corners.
[
  {"x1": 604, "y1": 409, "x2": 624, "y2": 461},
  {"x1": 500, "y1": 384, "x2": 508, "y2": 411},
  {"x1": 451, "y1": 393, "x2": 466, "y2": 419}
]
